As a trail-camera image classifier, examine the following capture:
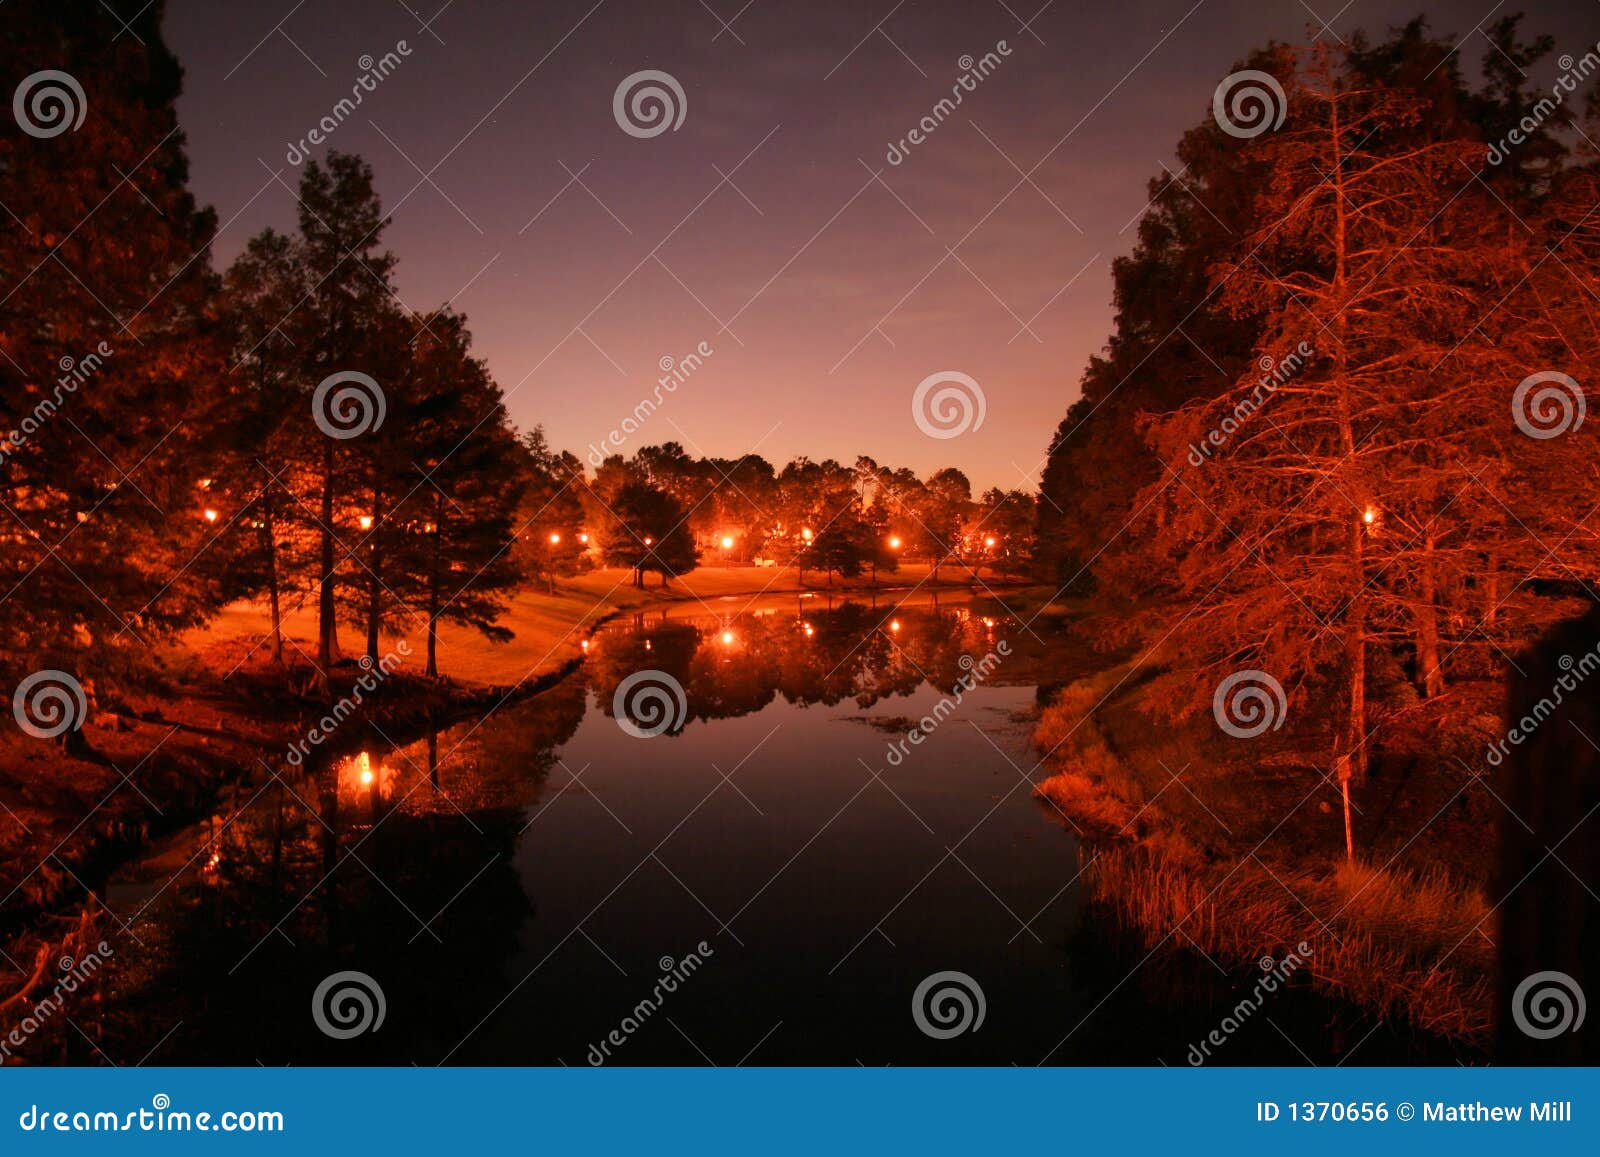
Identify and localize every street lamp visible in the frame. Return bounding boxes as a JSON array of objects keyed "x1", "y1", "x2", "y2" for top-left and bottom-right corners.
[
  {"x1": 359, "y1": 514, "x2": 374, "y2": 531},
  {"x1": 203, "y1": 508, "x2": 218, "y2": 523},
  {"x1": 888, "y1": 535, "x2": 902, "y2": 550},
  {"x1": 548, "y1": 531, "x2": 561, "y2": 545}
]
